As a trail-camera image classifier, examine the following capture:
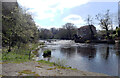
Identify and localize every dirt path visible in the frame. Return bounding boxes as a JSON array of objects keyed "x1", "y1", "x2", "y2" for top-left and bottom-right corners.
[{"x1": 2, "y1": 61, "x2": 108, "y2": 76}]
